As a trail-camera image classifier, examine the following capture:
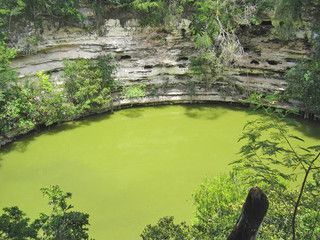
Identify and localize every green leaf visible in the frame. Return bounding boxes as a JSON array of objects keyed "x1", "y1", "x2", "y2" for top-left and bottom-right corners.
[
  {"x1": 308, "y1": 145, "x2": 320, "y2": 152},
  {"x1": 289, "y1": 135, "x2": 305, "y2": 142}
]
